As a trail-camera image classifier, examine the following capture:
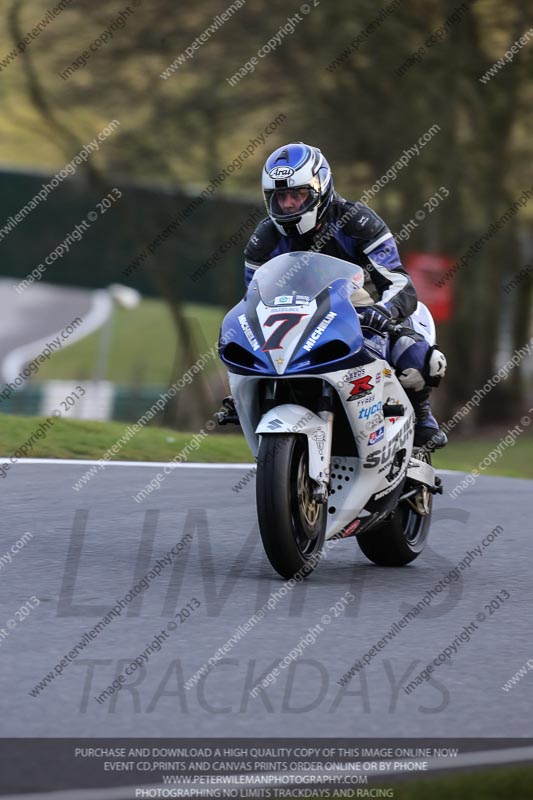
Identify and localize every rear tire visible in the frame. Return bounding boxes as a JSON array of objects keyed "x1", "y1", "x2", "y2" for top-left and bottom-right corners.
[
  {"x1": 256, "y1": 434, "x2": 326, "y2": 579},
  {"x1": 356, "y1": 450, "x2": 433, "y2": 567}
]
